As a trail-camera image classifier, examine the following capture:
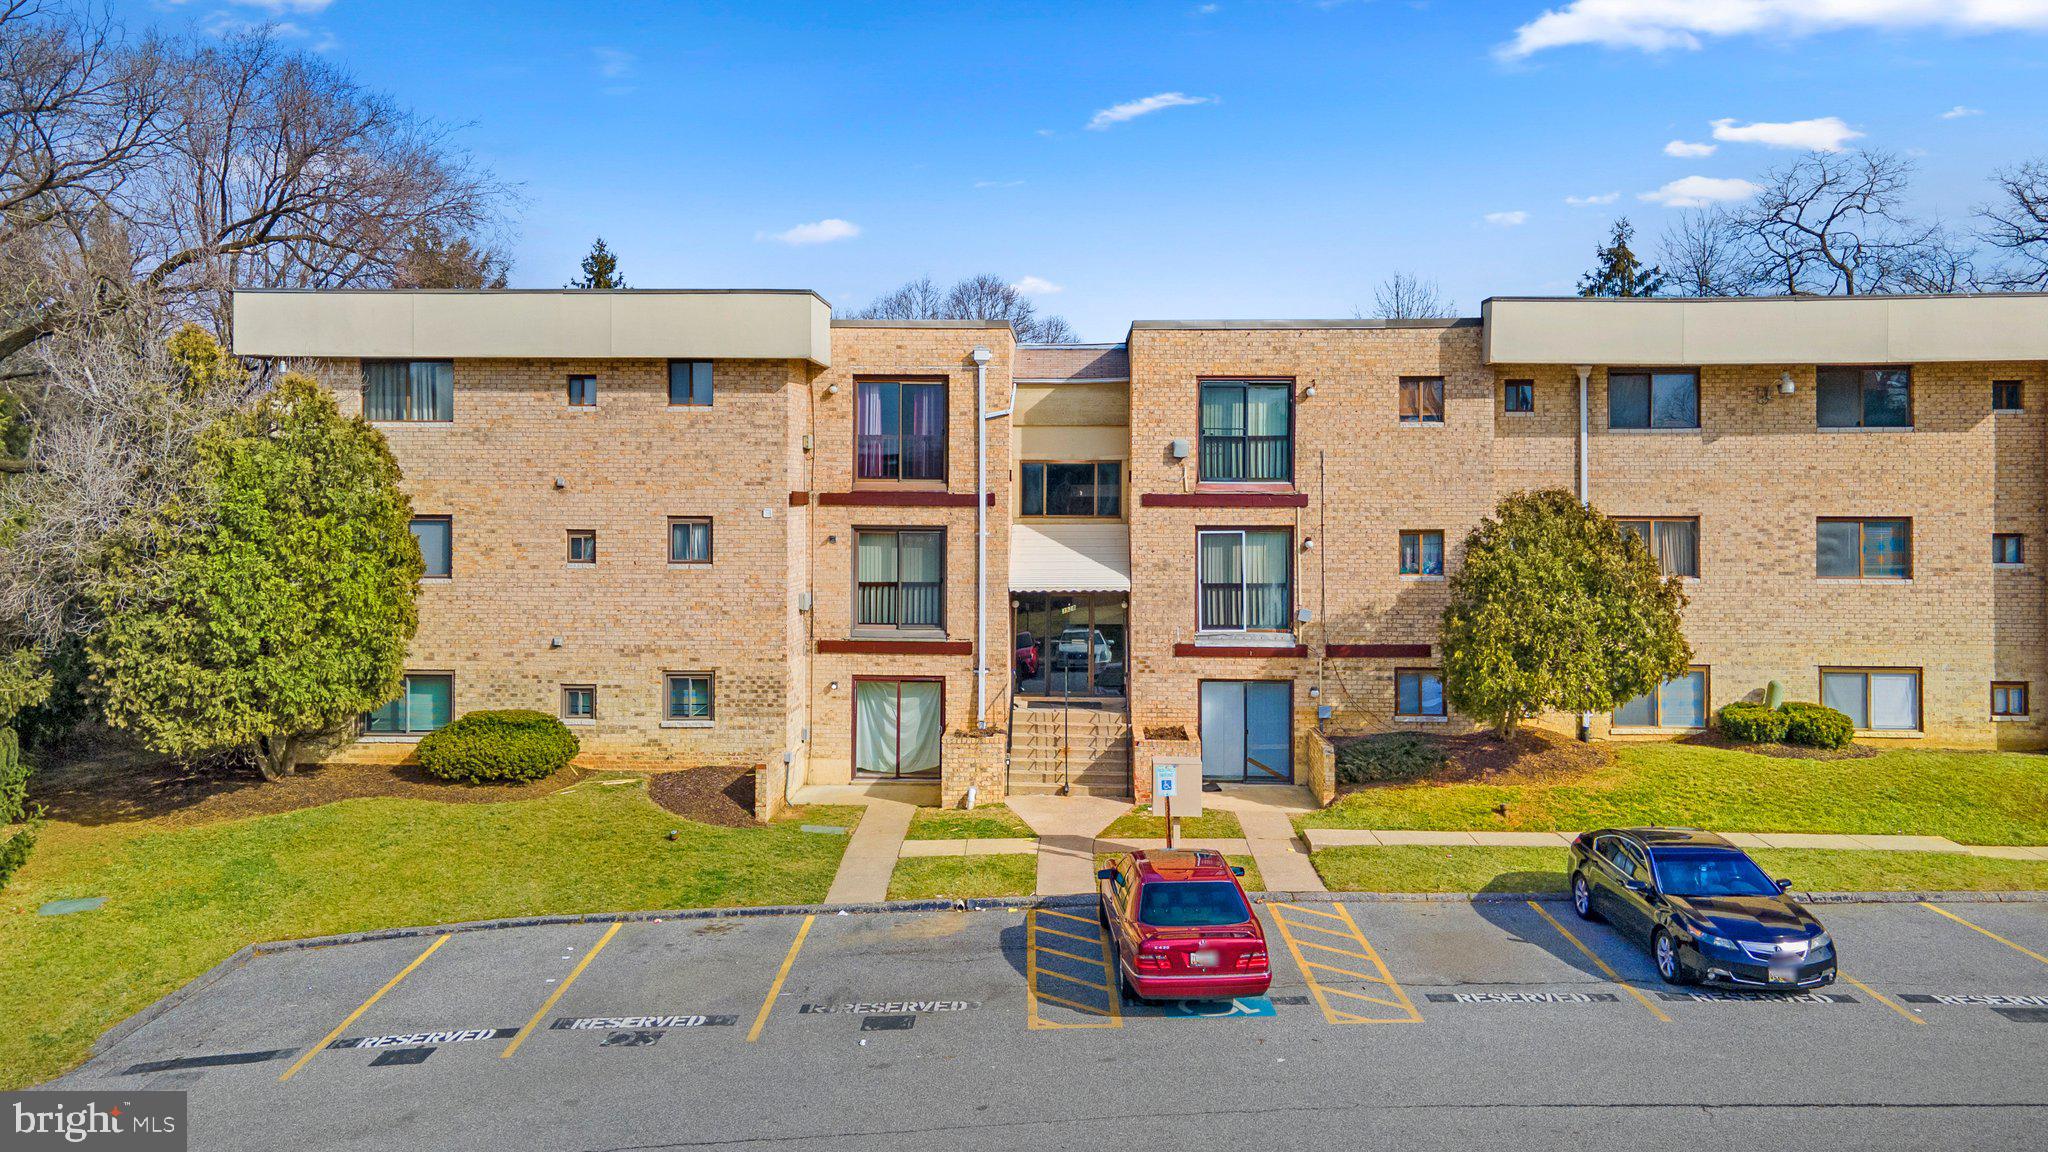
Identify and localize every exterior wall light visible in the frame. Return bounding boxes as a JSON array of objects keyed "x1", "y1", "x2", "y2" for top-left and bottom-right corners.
[{"x1": 1779, "y1": 372, "x2": 1797, "y2": 395}]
